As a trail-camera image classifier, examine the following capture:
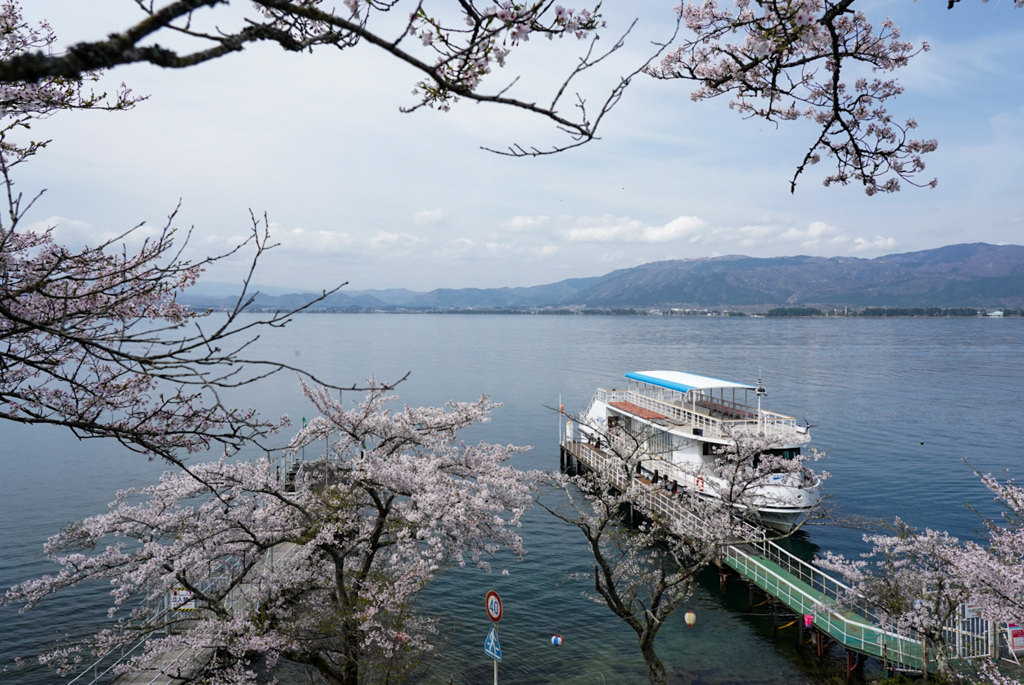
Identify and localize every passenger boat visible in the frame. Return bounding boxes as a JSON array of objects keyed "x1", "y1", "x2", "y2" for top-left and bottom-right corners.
[{"x1": 564, "y1": 370, "x2": 821, "y2": 532}]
